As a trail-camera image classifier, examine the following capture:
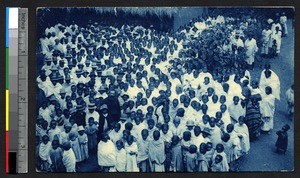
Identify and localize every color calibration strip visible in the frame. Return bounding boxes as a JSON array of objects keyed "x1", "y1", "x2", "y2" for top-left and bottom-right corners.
[{"x1": 6, "y1": 7, "x2": 28, "y2": 174}]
